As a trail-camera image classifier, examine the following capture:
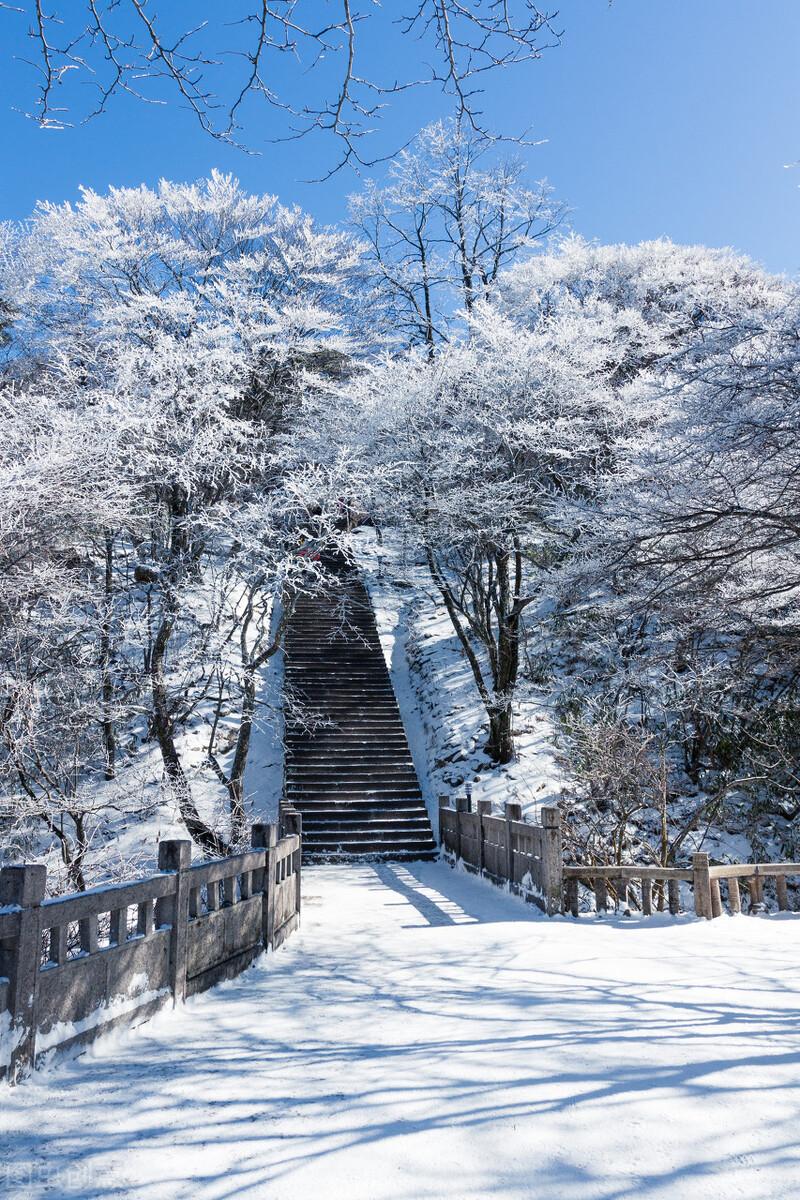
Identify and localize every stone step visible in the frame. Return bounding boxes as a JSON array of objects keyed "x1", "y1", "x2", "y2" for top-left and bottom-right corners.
[
  {"x1": 287, "y1": 777, "x2": 420, "y2": 790},
  {"x1": 302, "y1": 820, "x2": 433, "y2": 836},
  {"x1": 287, "y1": 724, "x2": 409, "y2": 735},
  {"x1": 304, "y1": 830, "x2": 437, "y2": 846},
  {"x1": 286, "y1": 786, "x2": 423, "y2": 800},
  {"x1": 305, "y1": 838, "x2": 436, "y2": 853},
  {"x1": 287, "y1": 716, "x2": 406, "y2": 725},
  {"x1": 288, "y1": 715, "x2": 404, "y2": 724},
  {"x1": 289, "y1": 760, "x2": 418, "y2": 773},
  {"x1": 284, "y1": 563, "x2": 435, "y2": 861},
  {"x1": 290, "y1": 776, "x2": 420, "y2": 789},
  {"x1": 303, "y1": 850, "x2": 438, "y2": 863},
  {"x1": 286, "y1": 729, "x2": 408, "y2": 738},
  {"x1": 288, "y1": 740, "x2": 407, "y2": 748},
  {"x1": 286, "y1": 753, "x2": 412, "y2": 763},
  {"x1": 297, "y1": 804, "x2": 430, "y2": 818},
  {"x1": 286, "y1": 749, "x2": 414, "y2": 760},
  {"x1": 290, "y1": 686, "x2": 394, "y2": 694},
  {"x1": 289, "y1": 766, "x2": 419, "y2": 779},
  {"x1": 289, "y1": 698, "x2": 400, "y2": 706}
]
